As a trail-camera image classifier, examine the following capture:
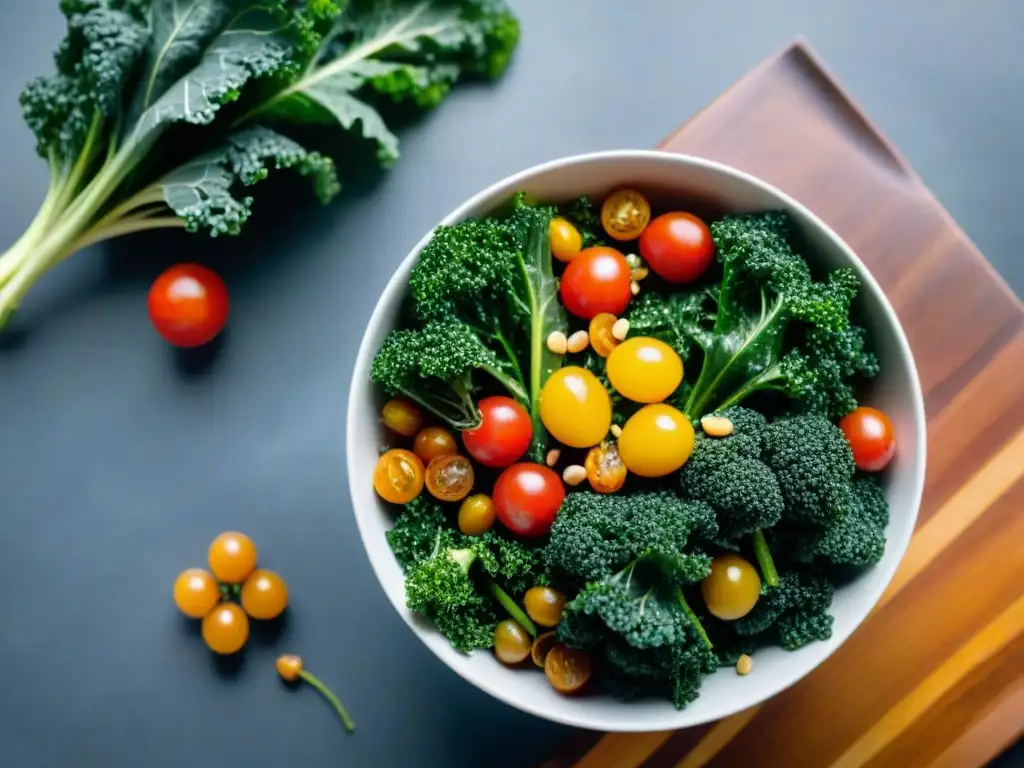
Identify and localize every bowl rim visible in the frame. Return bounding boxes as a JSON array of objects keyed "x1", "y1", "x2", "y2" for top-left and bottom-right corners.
[{"x1": 346, "y1": 149, "x2": 927, "y2": 731}]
